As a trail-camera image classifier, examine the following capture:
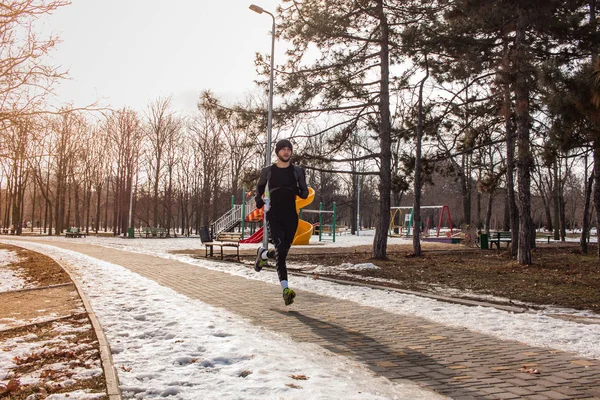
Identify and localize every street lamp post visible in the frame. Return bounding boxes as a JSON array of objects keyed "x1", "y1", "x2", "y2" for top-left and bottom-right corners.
[
  {"x1": 249, "y1": 3, "x2": 276, "y2": 250},
  {"x1": 356, "y1": 174, "x2": 361, "y2": 237}
]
